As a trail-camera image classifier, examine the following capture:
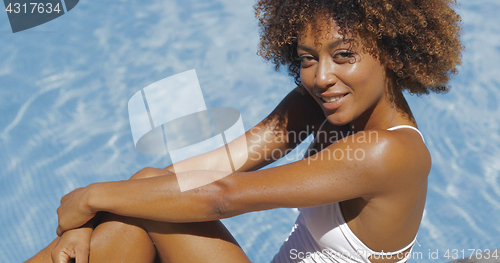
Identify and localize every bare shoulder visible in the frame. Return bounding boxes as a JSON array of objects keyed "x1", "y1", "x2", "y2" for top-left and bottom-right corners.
[
  {"x1": 341, "y1": 127, "x2": 431, "y2": 192},
  {"x1": 313, "y1": 127, "x2": 431, "y2": 191}
]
